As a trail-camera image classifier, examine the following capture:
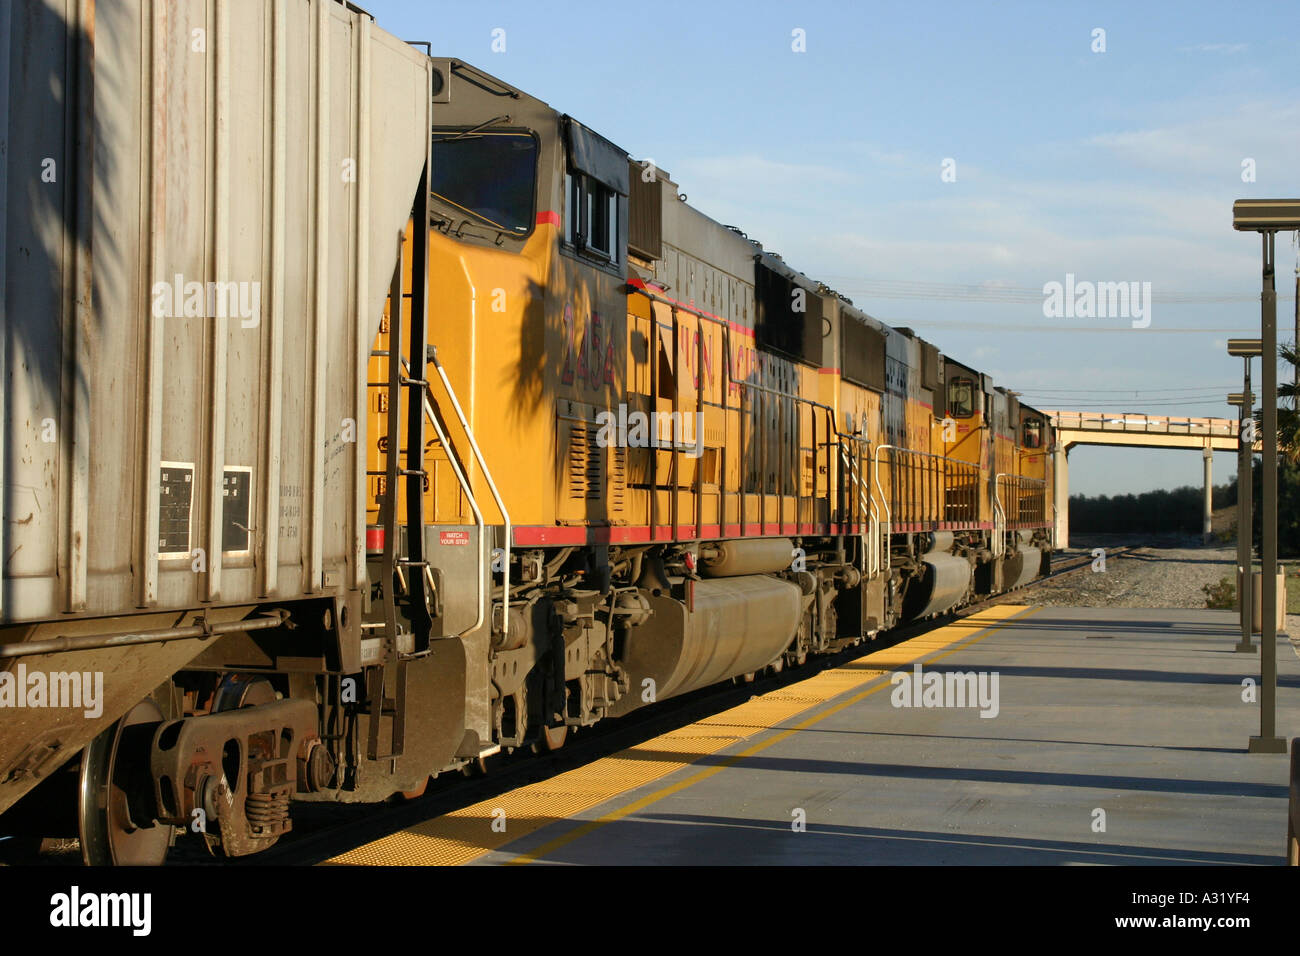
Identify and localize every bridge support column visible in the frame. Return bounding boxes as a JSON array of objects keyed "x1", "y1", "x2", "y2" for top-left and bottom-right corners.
[
  {"x1": 1053, "y1": 443, "x2": 1069, "y2": 549},
  {"x1": 1203, "y1": 445, "x2": 1213, "y2": 545}
]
